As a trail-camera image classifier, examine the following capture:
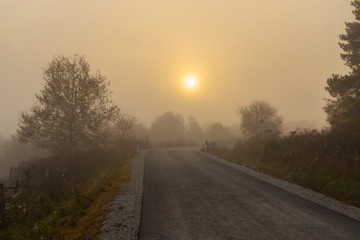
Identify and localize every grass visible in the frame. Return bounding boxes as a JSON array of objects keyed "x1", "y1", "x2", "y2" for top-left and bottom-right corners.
[
  {"x1": 209, "y1": 148, "x2": 360, "y2": 208},
  {"x1": 0, "y1": 157, "x2": 133, "y2": 240},
  {"x1": 60, "y1": 157, "x2": 132, "y2": 240}
]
